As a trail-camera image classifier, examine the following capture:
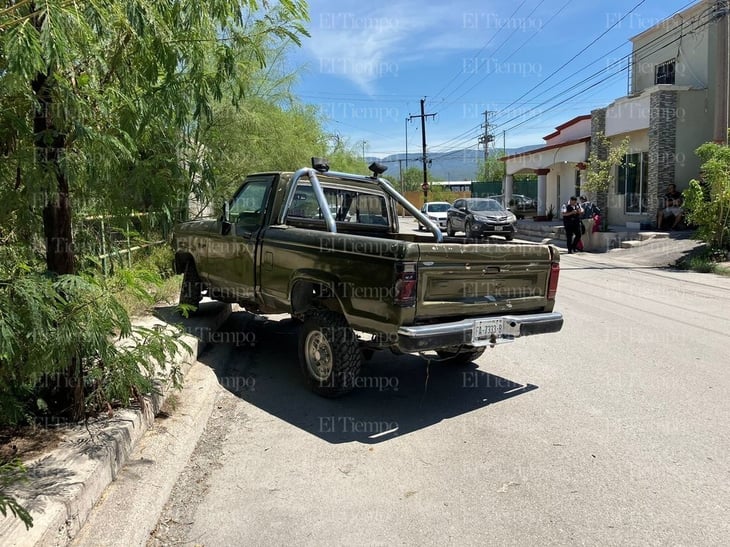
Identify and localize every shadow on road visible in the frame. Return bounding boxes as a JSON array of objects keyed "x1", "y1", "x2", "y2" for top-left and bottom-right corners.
[{"x1": 195, "y1": 310, "x2": 537, "y2": 444}]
